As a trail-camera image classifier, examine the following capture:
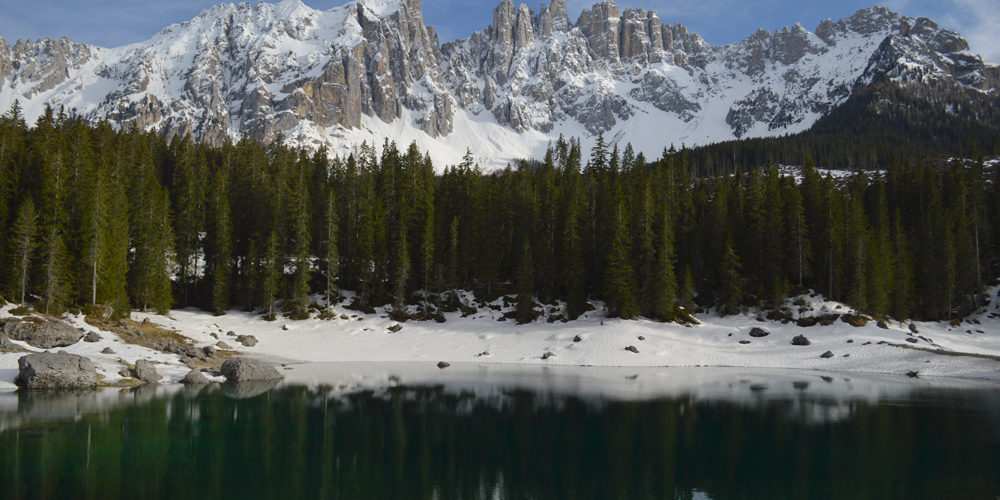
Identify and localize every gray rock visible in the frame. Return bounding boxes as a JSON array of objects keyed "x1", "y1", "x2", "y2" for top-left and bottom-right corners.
[
  {"x1": 908, "y1": 323, "x2": 919, "y2": 334},
  {"x1": 101, "y1": 347, "x2": 115, "y2": 354},
  {"x1": 133, "y1": 359, "x2": 161, "y2": 383},
  {"x1": 542, "y1": 352, "x2": 555, "y2": 360},
  {"x1": 202, "y1": 346, "x2": 217, "y2": 358},
  {"x1": 181, "y1": 368, "x2": 210, "y2": 385},
  {"x1": 791, "y1": 335, "x2": 811, "y2": 346},
  {"x1": 906, "y1": 371, "x2": 919, "y2": 379},
  {"x1": 749, "y1": 327, "x2": 770, "y2": 338},
  {"x1": 388, "y1": 324, "x2": 403, "y2": 333},
  {"x1": 573, "y1": 335, "x2": 583, "y2": 342},
  {"x1": 0, "y1": 334, "x2": 27, "y2": 353},
  {"x1": 437, "y1": 361, "x2": 451, "y2": 369},
  {"x1": 16, "y1": 352, "x2": 98, "y2": 389},
  {"x1": 83, "y1": 331, "x2": 102, "y2": 343},
  {"x1": 220, "y1": 357, "x2": 283, "y2": 382},
  {"x1": 820, "y1": 351, "x2": 834, "y2": 359},
  {"x1": 876, "y1": 320, "x2": 889, "y2": 329},
  {"x1": 739, "y1": 340, "x2": 752, "y2": 345},
  {"x1": 625, "y1": 345, "x2": 639, "y2": 354},
  {"x1": 236, "y1": 335, "x2": 258, "y2": 347},
  {"x1": 3, "y1": 318, "x2": 83, "y2": 349},
  {"x1": 216, "y1": 341, "x2": 234, "y2": 350}
]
